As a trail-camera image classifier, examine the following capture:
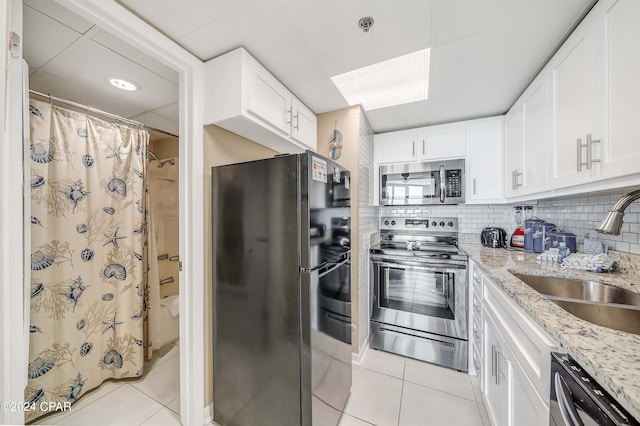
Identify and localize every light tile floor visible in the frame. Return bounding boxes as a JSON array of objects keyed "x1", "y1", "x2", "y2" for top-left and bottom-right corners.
[
  {"x1": 30, "y1": 340, "x2": 181, "y2": 426},
  {"x1": 30, "y1": 343, "x2": 490, "y2": 426},
  {"x1": 341, "y1": 348, "x2": 490, "y2": 426}
]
